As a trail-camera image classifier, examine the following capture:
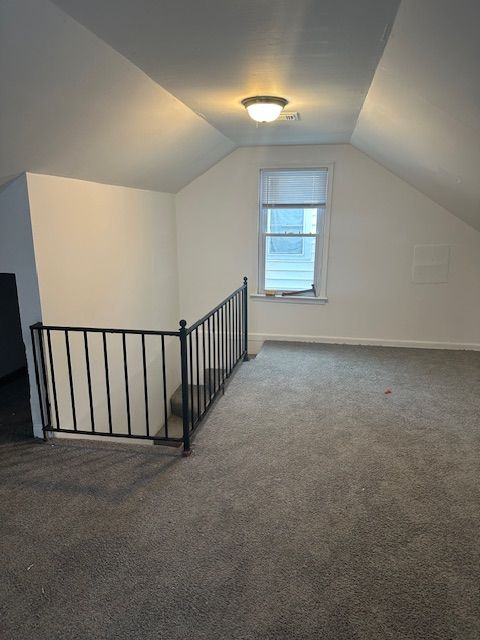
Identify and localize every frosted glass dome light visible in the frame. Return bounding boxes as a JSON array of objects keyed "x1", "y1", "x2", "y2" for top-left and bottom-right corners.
[{"x1": 241, "y1": 96, "x2": 288, "y2": 123}]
